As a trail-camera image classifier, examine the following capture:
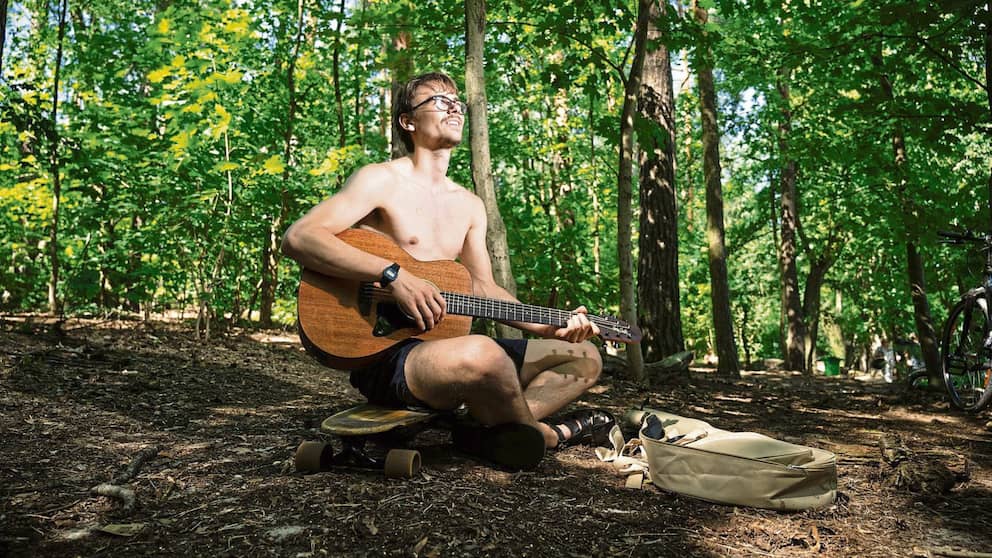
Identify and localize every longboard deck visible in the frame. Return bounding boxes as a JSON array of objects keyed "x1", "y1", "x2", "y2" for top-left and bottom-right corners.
[{"x1": 322, "y1": 403, "x2": 435, "y2": 436}]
